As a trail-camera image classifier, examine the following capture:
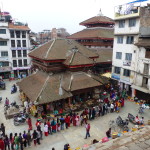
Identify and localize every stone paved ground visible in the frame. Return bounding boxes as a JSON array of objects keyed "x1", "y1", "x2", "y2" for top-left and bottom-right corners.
[
  {"x1": 83, "y1": 126, "x2": 150, "y2": 150},
  {"x1": 0, "y1": 80, "x2": 150, "y2": 150}
]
